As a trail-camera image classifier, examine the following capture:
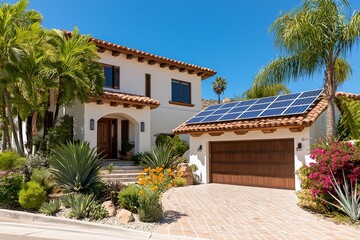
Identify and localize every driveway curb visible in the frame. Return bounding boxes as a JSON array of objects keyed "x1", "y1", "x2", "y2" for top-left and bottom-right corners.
[{"x1": 0, "y1": 209, "x2": 200, "y2": 240}]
